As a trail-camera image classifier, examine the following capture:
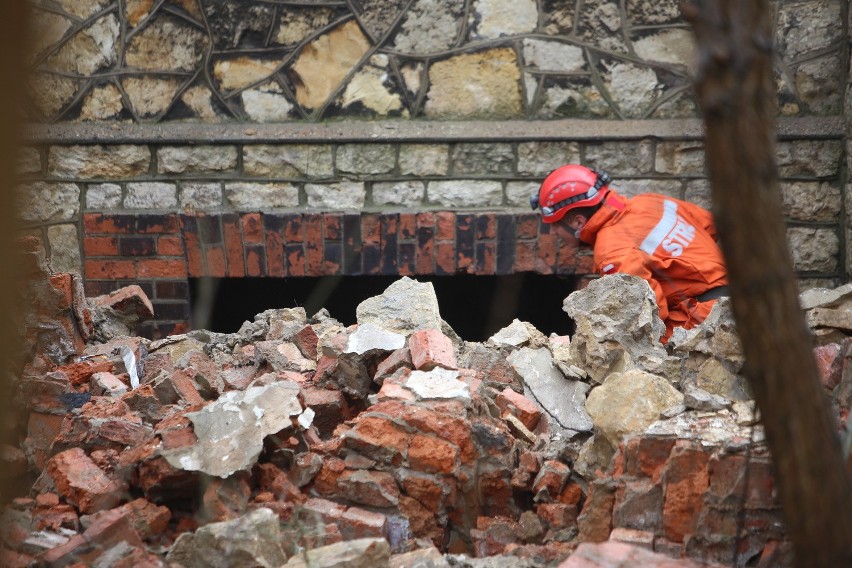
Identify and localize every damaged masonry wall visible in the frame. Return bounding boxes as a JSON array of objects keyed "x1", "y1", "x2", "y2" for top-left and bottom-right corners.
[
  {"x1": 4, "y1": 248, "x2": 852, "y2": 567},
  {"x1": 14, "y1": 0, "x2": 852, "y2": 337}
]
